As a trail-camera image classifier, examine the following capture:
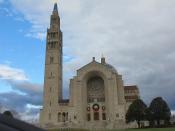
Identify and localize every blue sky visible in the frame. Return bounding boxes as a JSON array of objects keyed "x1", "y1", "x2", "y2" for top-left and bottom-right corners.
[
  {"x1": 0, "y1": 0, "x2": 175, "y2": 121},
  {"x1": 0, "y1": 0, "x2": 47, "y2": 121},
  {"x1": 0, "y1": 2, "x2": 45, "y2": 93}
]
